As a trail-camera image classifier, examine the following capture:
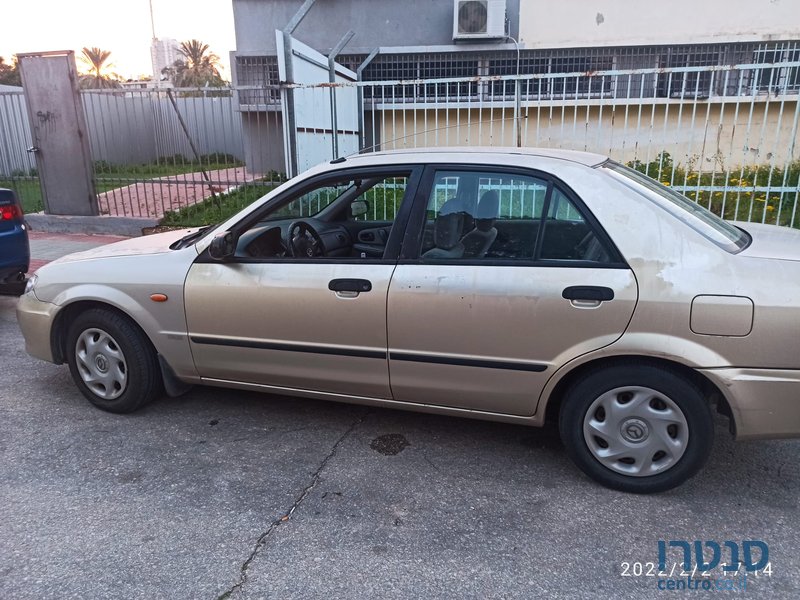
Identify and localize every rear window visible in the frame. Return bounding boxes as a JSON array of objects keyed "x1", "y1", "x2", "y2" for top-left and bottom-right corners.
[{"x1": 602, "y1": 162, "x2": 750, "y2": 253}]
